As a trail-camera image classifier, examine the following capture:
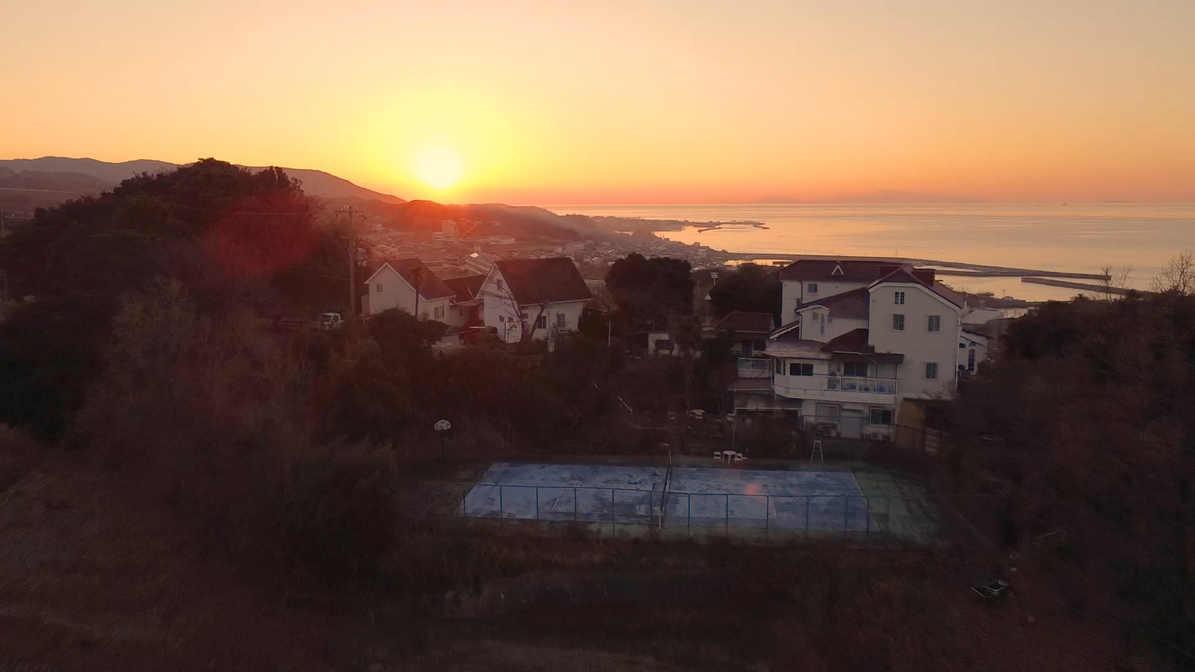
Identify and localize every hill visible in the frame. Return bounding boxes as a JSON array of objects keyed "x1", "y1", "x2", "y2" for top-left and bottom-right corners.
[{"x1": 0, "y1": 157, "x2": 405, "y2": 204}]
